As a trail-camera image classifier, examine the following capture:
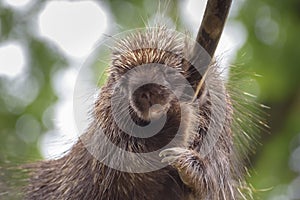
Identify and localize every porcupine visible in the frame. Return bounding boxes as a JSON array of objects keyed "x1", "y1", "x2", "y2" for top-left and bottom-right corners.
[{"x1": 23, "y1": 0, "x2": 255, "y2": 199}]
